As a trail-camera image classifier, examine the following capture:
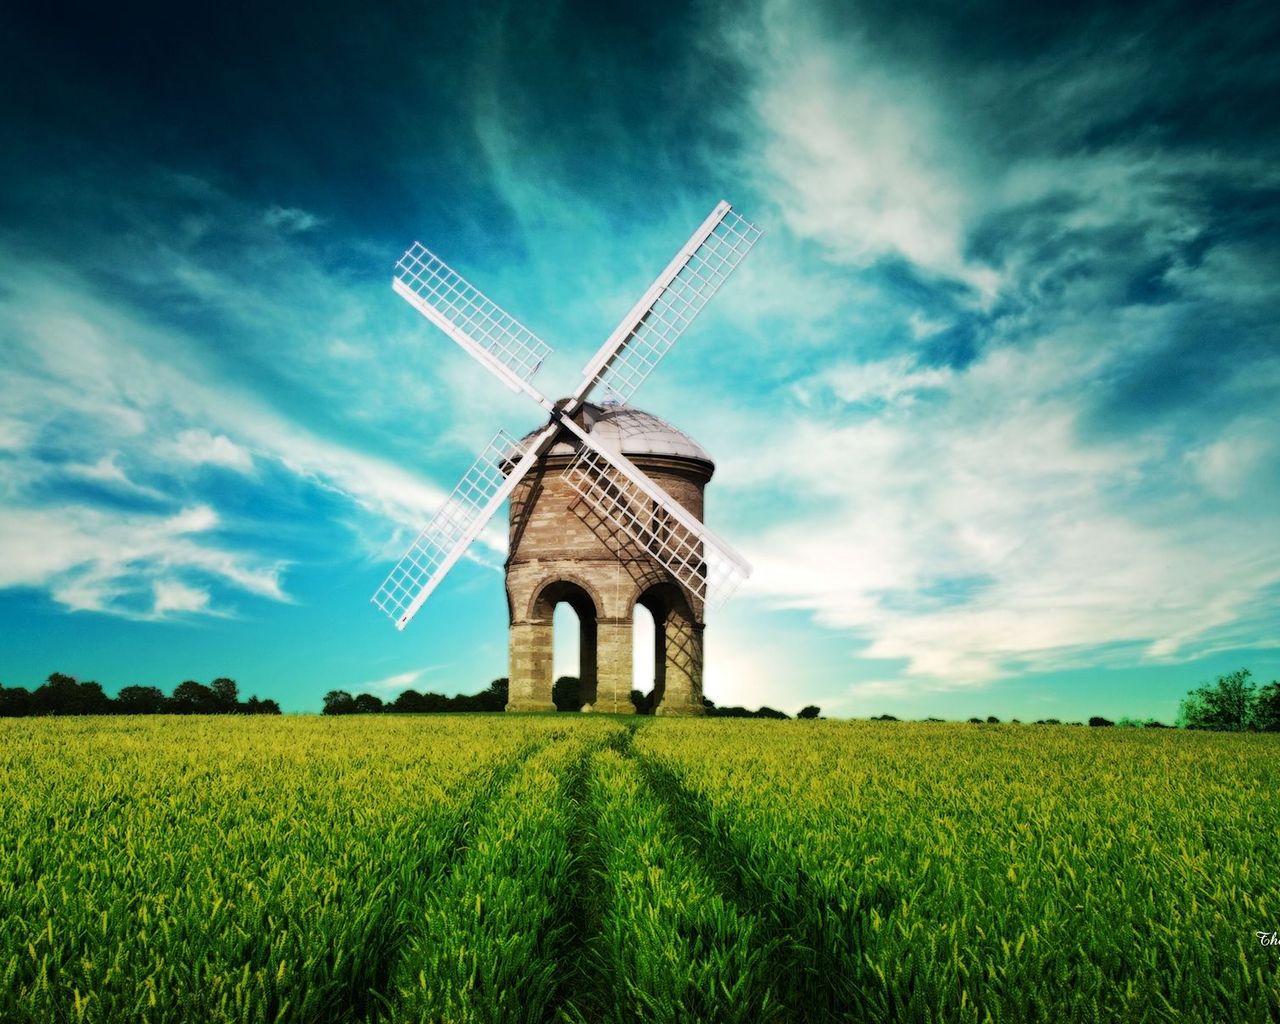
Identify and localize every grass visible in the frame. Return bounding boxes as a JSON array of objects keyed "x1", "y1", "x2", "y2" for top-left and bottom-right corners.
[{"x1": 1, "y1": 716, "x2": 1277, "y2": 1022}]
